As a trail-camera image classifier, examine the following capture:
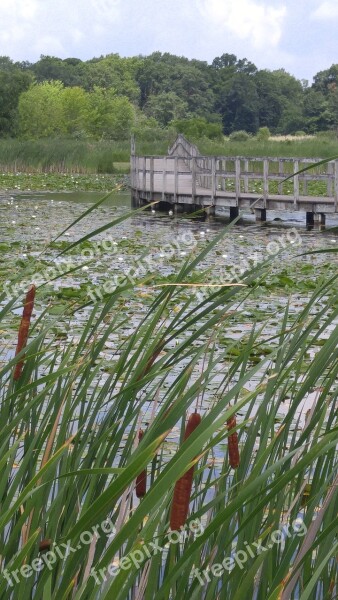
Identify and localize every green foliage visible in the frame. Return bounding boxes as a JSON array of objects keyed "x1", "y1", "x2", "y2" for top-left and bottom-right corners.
[
  {"x1": 256, "y1": 126, "x2": 270, "y2": 141},
  {"x1": 2, "y1": 51, "x2": 338, "y2": 144},
  {"x1": 172, "y1": 117, "x2": 223, "y2": 140},
  {"x1": 18, "y1": 81, "x2": 66, "y2": 138},
  {"x1": 229, "y1": 130, "x2": 251, "y2": 142},
  {"x1": 84, "y1": 87, "x2": 135, "y2": 139},
  {"x1": 144, "y1": 92, "x2": 189, "y2": 126},
  {"x1": 17, "y1": 82, "x2": 135, "y2": 141},
  {"x1": 0, "y1": 195, "x2": 336, "y2": 599},
  {"x1": 0, "y1": 57, "x2": 33, "y2": 136}
]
